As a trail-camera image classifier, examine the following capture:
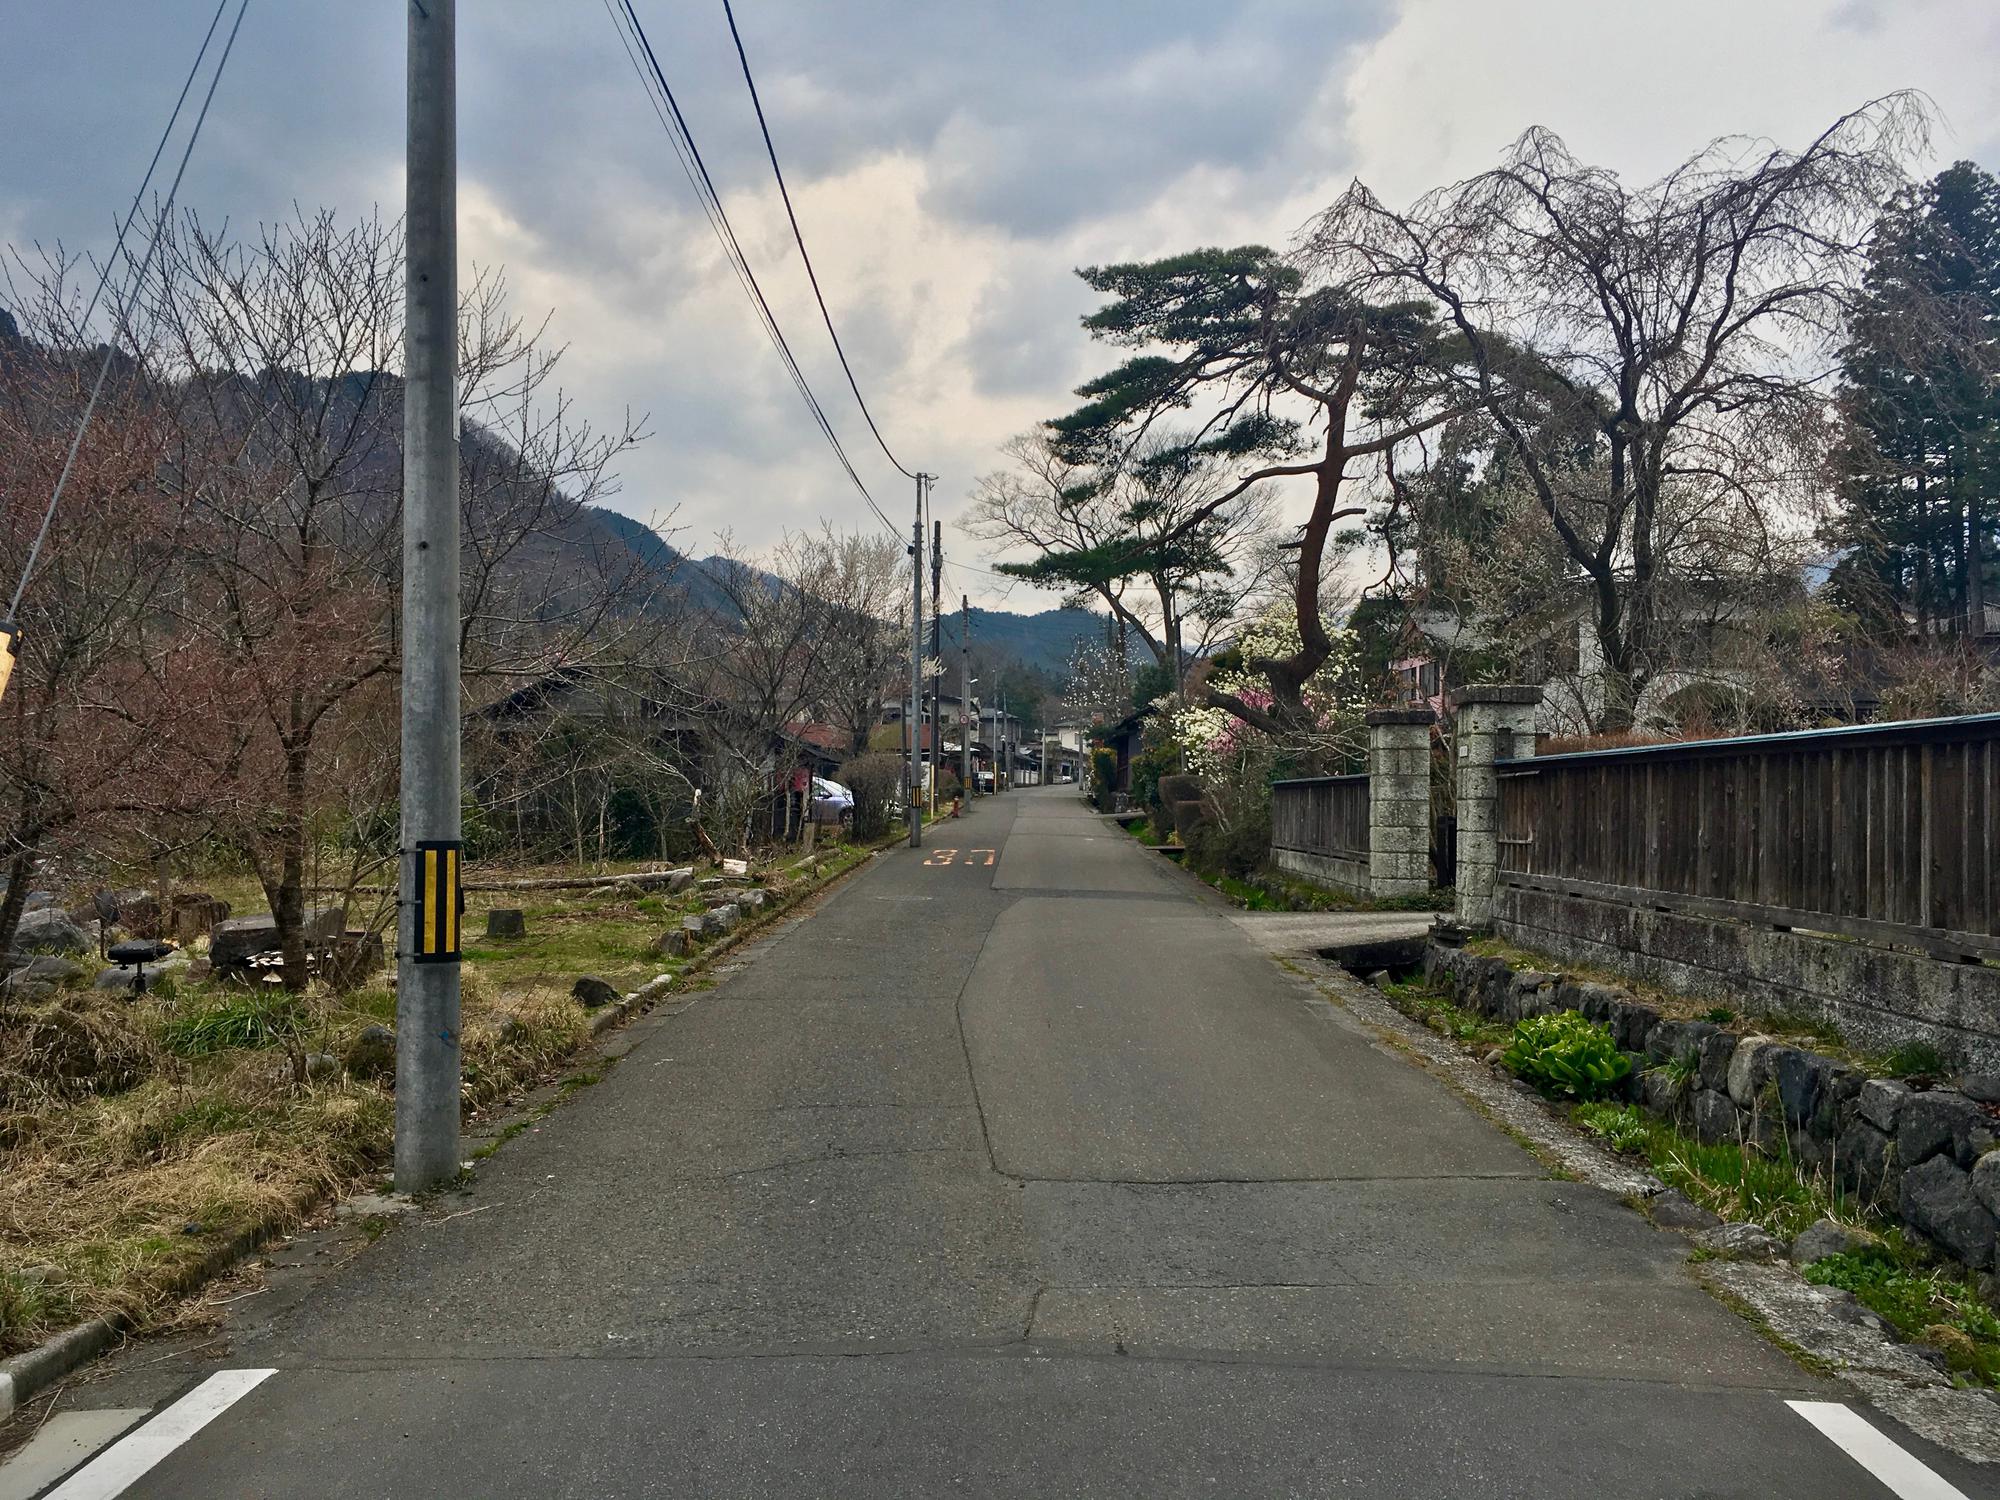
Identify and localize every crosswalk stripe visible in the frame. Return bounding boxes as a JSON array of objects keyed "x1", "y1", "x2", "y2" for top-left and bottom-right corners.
[
  {"x1": 1787, "y1": 1401, "x2": 1970, "y2": 1500},
  {"x1": 43, "y1": 1369, "x2": 275, "y2": 1500}
]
